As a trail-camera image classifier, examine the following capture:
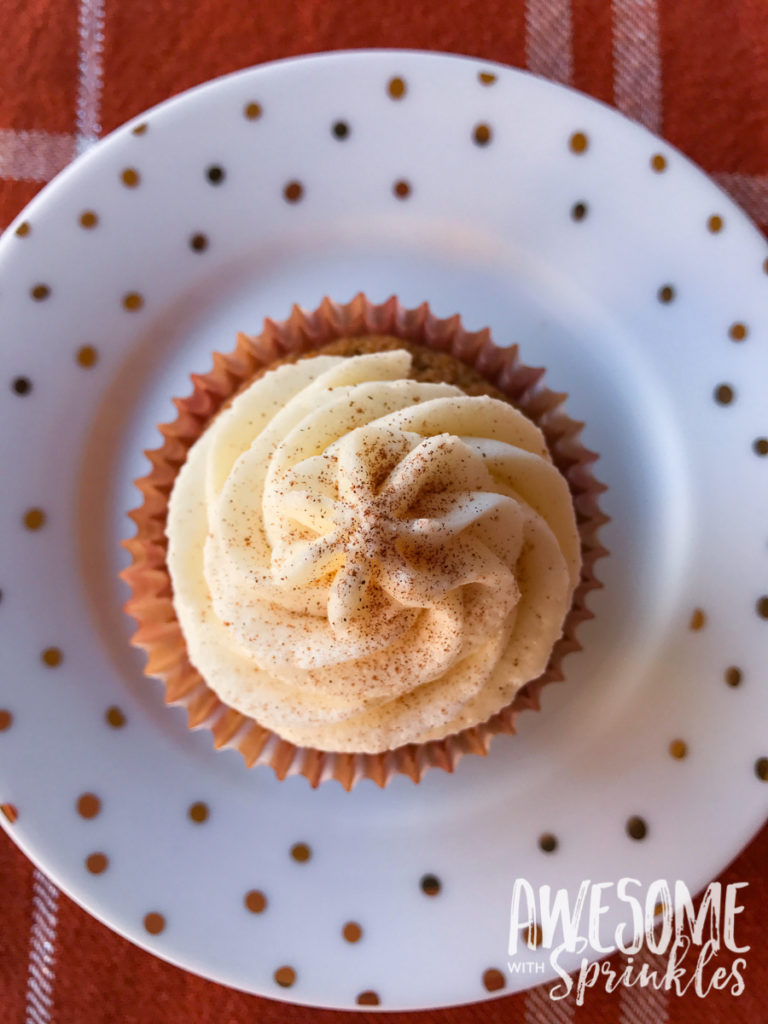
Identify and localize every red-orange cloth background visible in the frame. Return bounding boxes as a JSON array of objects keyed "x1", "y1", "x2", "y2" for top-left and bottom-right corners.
[{"x1": 1, "y1": 1, "x2": 767, "y2": 1022}]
